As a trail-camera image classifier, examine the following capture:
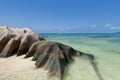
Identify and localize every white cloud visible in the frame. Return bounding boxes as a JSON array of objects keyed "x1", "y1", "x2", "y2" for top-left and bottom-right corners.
[
  {"x1": 110, "y1": 26, "x2": 120, "y2": 29},
  {"x1": 104, "y1": 24, "x2": 120, "y2": 30},
  {"x1": 105, "y1": 24, "x2": 112, "y2": 27},
  {"x1": 90, "y1": 25, "x2": 97, "y2": 28}
]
